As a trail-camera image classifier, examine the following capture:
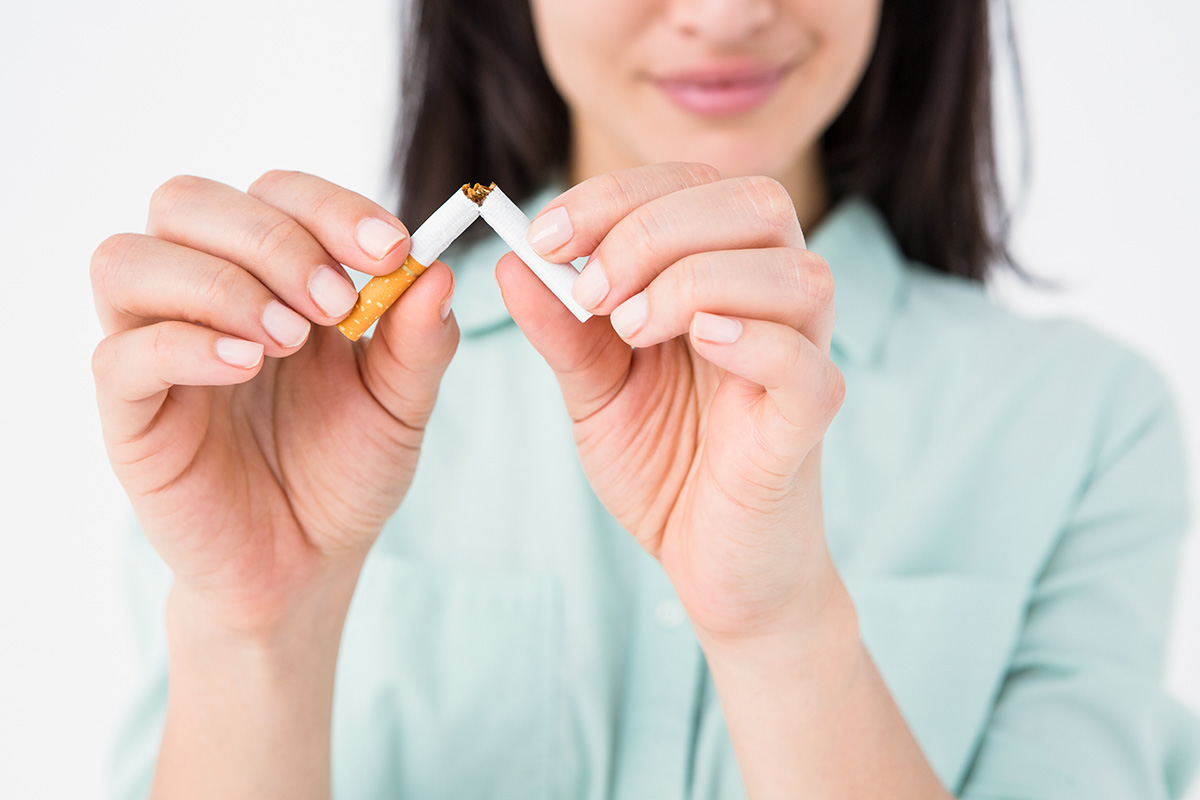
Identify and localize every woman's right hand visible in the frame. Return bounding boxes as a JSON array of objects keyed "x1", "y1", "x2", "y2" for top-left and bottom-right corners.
[{"x1": 91, "y1": 170, "x2": 459, "y2": 636}]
